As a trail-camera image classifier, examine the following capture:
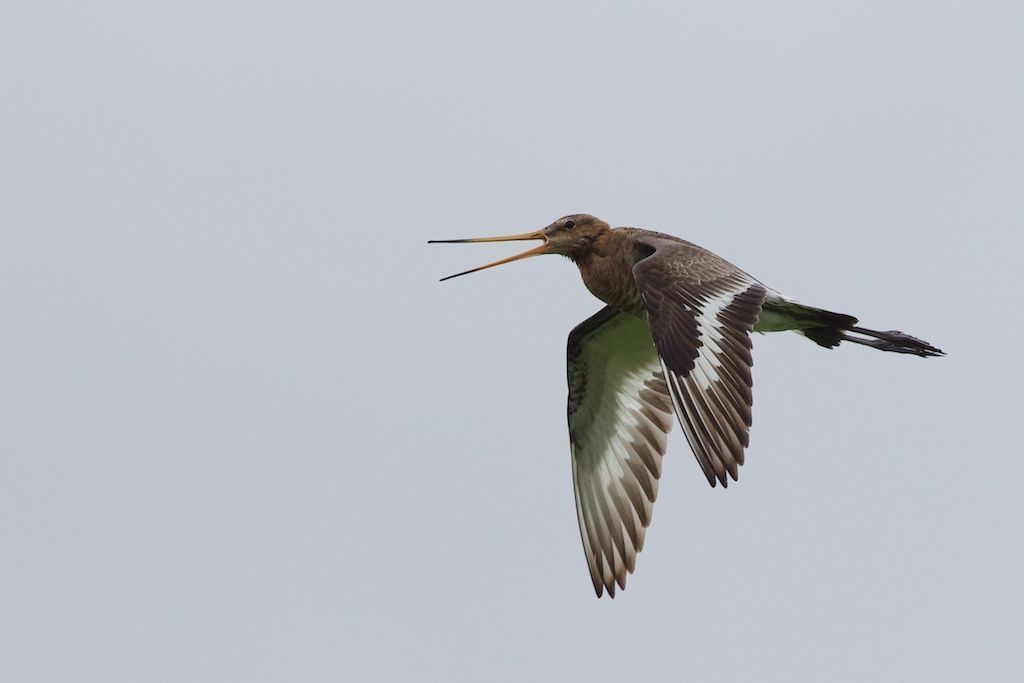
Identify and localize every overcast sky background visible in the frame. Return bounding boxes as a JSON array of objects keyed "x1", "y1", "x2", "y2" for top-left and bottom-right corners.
[{"x1": 2, "y1": 2, "x2": 1022, "y2": 681}]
